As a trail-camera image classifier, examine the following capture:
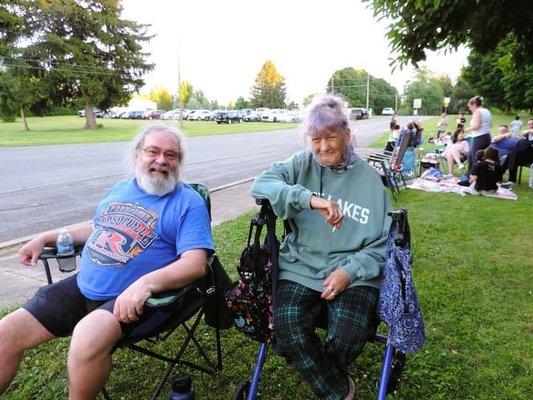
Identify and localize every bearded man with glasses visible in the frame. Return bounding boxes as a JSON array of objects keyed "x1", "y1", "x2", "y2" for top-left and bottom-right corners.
[{"x1": 0, "y1": 125, "x2": 214, "y2": 399}]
